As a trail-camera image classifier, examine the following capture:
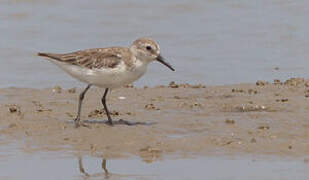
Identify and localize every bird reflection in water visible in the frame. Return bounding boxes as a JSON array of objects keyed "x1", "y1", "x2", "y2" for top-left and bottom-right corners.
[
  {"x1": 78, "y1": 156, "x2": 149, "y2": 179},
  {"x1": 78, "y1": 157, "x2": 109, "y2": 179}
]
